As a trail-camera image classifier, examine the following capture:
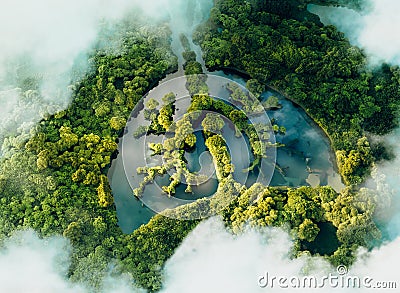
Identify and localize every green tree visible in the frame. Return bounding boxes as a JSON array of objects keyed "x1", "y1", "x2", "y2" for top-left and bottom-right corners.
[
  {"x1": 97, "y1": 175, "x2": 113, "y2": 207},
  {"x1": 298, "y1": 219, "x2": 320, "y2": 242},
  {"x1": 110, "y1": 116, "x2": 126, "y2": 131},
  {"x1": 202, "y1": 113, "x2": 225, "y2": 134},
  {"x1": 145, "y1": 98, "x2": 159, "y2": 110}
]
